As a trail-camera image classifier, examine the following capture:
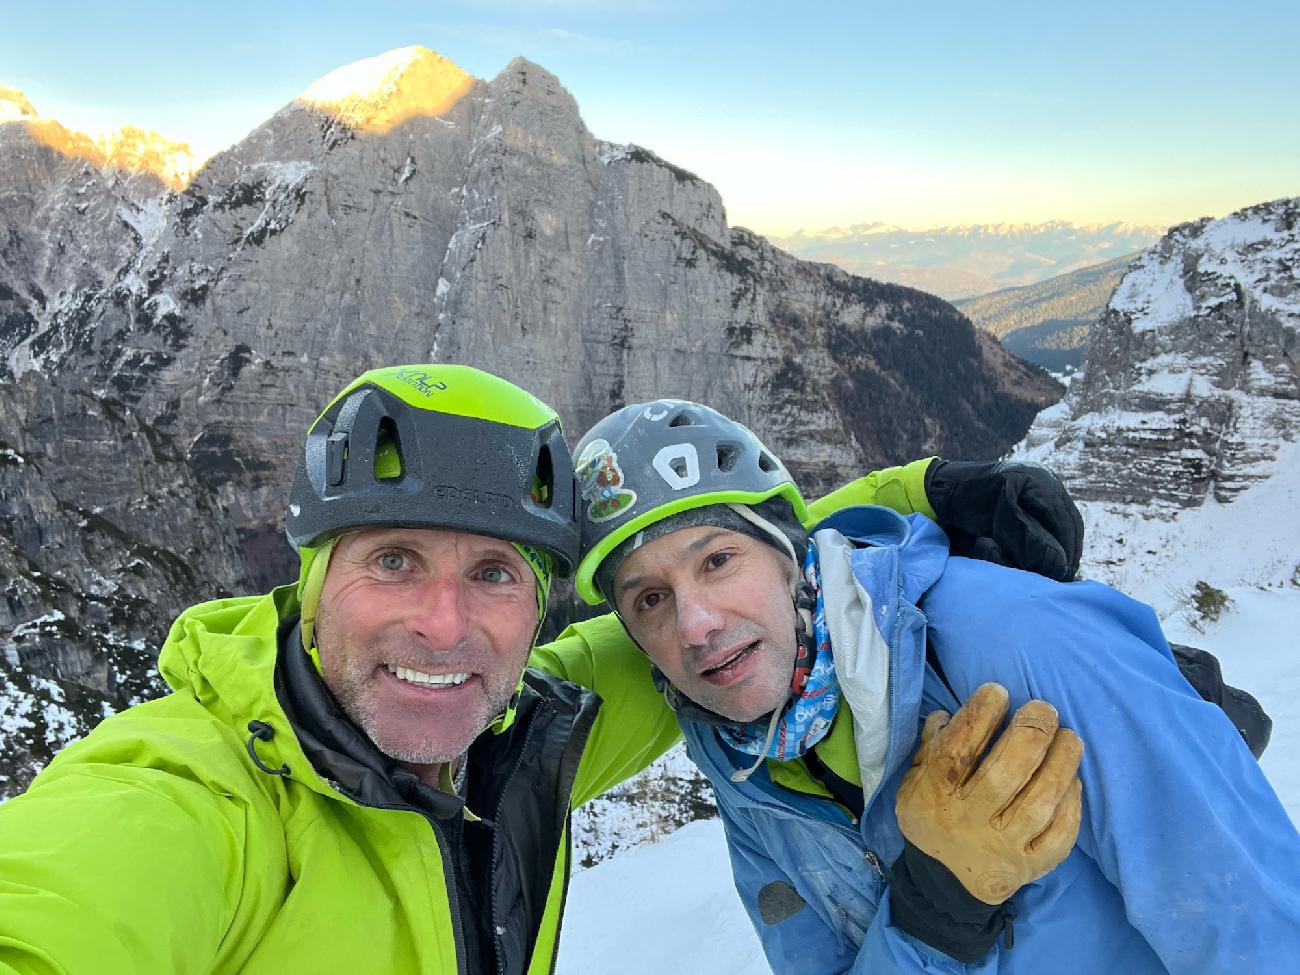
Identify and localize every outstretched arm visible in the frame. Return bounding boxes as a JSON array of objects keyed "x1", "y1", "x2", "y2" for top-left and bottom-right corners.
[{"x1": 808, "y1": 458, "x2": 1083, "y2": 582}]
